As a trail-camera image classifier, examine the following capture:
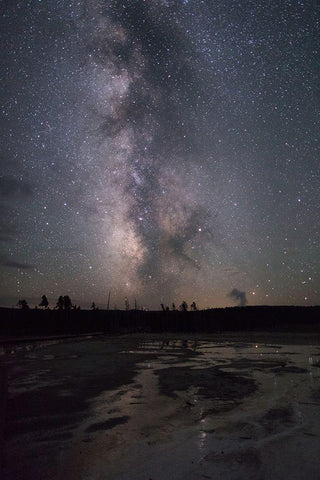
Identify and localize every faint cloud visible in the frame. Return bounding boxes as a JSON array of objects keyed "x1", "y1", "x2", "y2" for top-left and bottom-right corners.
[
  {"x1": 0, "y1": 222, "x2": 19, "y2": 242},
  {"x1": 0, "y1": 256, "x2": 35, "y2": 270},
  {"x1": 0, "y1": 176, "x2": 33, "y2": 199}
]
